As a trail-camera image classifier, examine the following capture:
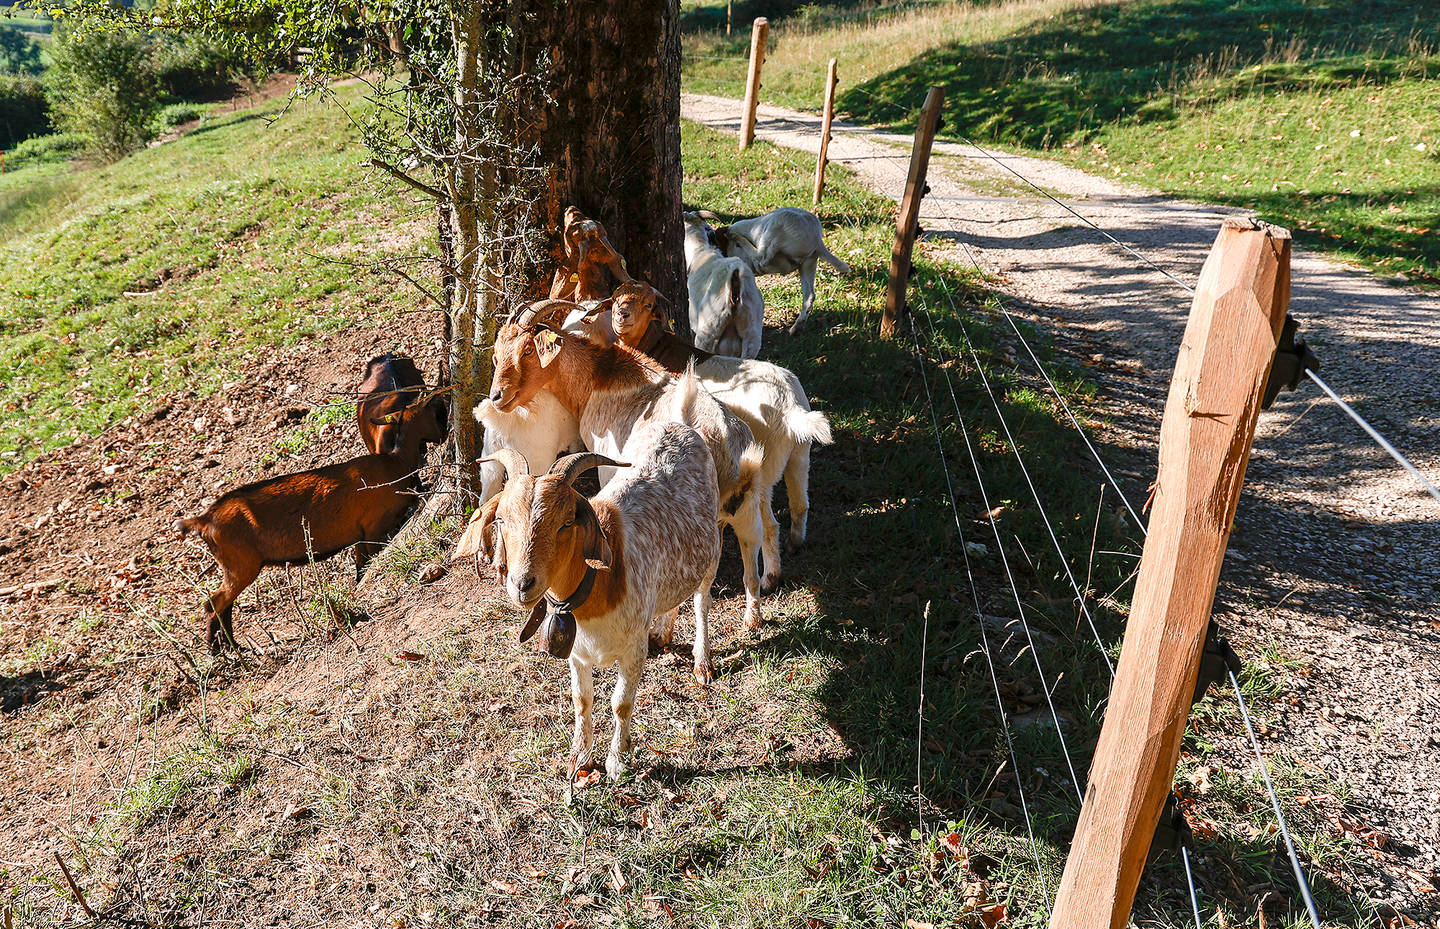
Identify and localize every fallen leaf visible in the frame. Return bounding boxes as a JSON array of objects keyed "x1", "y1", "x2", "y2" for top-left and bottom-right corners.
[
  {"x1": 906, "y1": 921, "x2": 935, "y2": 929},
  {"x1": 396, "y1": 651, "x2": 425, "y2": 662},
  {"x1": 980, "y1": 902, "x2": 1008, "y2": 927},
  {"x1": 489, "y1": 879, "x2": 520, "y2": 895},
  {"x1": 610, "y1": 861, "x2": 629, "y2": 893}
]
